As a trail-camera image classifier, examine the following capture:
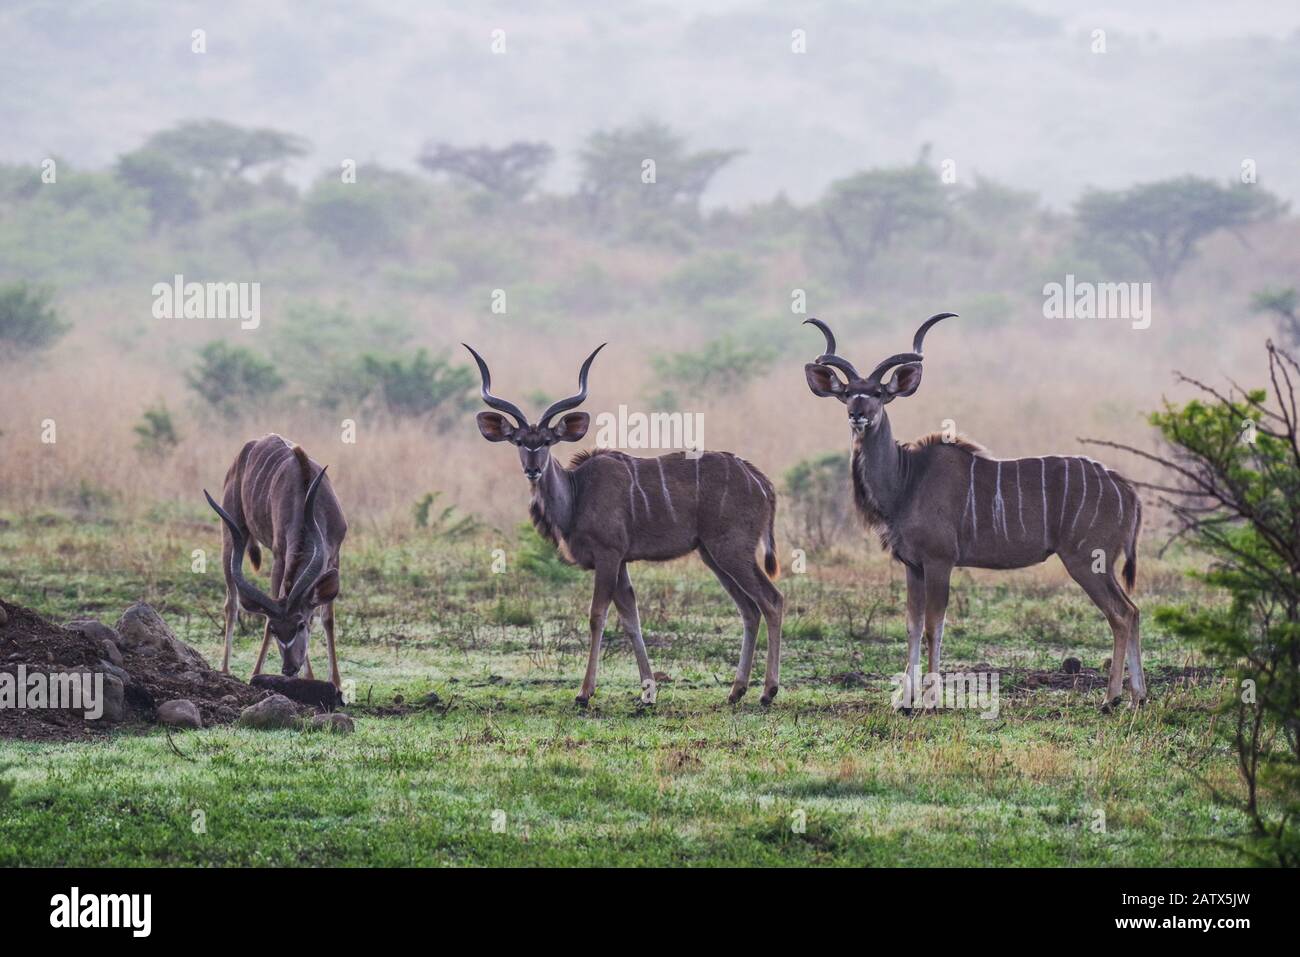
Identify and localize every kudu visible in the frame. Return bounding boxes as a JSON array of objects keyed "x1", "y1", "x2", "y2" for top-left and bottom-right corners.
[
  {"x1": 466, "y1": 343, "x2": 784, "y2": 707},
  {"x1": 803, "y1": 314, "x2": 1145, "y2": 711},
  {"x1": 204, "y1": 435, "x2": 347, "y2": 689}
]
